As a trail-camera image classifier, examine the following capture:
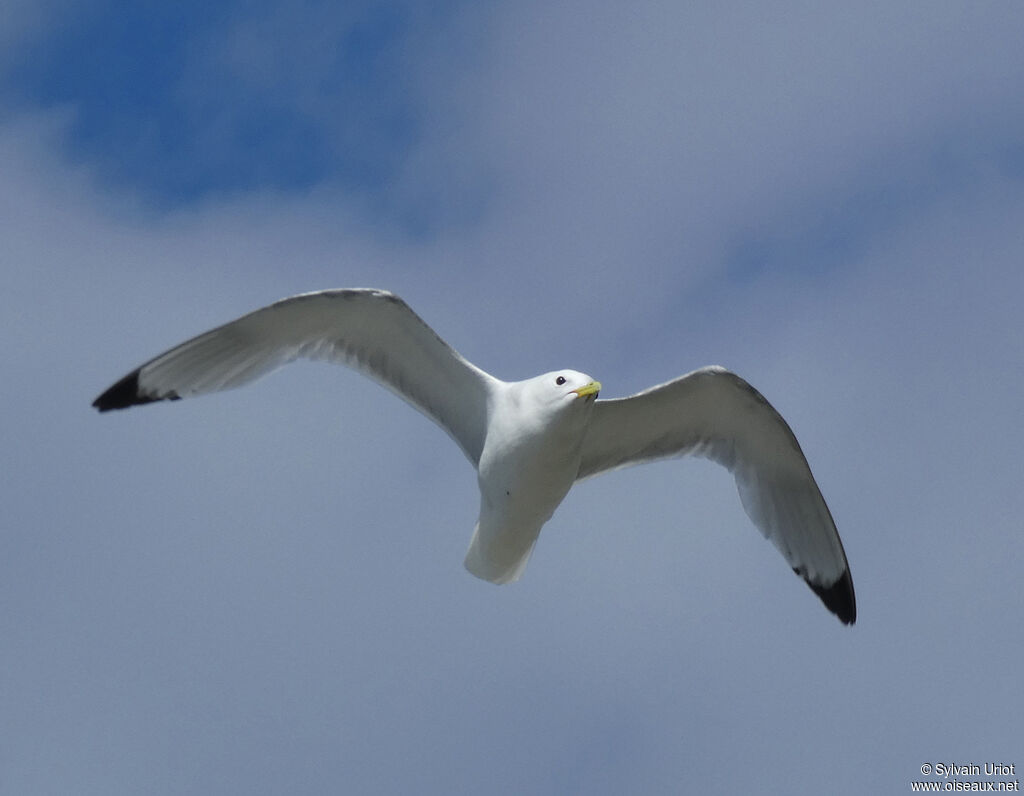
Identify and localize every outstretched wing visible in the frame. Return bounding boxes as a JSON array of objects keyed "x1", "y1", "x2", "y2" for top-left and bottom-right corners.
[
  {"x1": 577, "y1": 366, "x2": 855, "y2": 624},
  {"x1": 93, "y1": 289, "x2": 497, "y2": 466}
]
